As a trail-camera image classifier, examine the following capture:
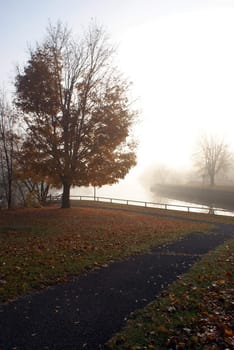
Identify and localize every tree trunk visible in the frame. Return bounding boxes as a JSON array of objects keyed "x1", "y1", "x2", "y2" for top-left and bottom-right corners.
[
  {"x1": 7, "y1": 179, "x2": 12, "y2": 209},
  {"x1": 61, "y1": 182, "x2": 71, "y2": 208},
  {"x1": 210, "y1": 173, "x2": 215, "y2": 187},
  {"x1": 39, "y1": 182, "x2": 50, "y2": 206}
]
